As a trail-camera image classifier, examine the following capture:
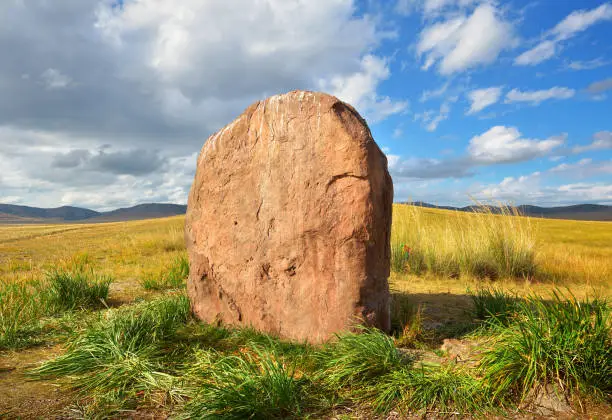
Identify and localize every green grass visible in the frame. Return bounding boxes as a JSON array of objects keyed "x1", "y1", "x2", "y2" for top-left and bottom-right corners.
[
  {"x1": 45, "y1": 269, "x2": 111, "y2": 311},
  {"x1": 315, "y1": 328, "x2": 407, "y2": 389},
  {"x1": 183, "y1": 346, "x2": 312, "y2": 419},
  {"x1": 0, "y1": 281, "x2": 45, "y2": 349},
  {"x1": 3, "y1": 210, "x2": 611, "y2": 416},
  {"x1": 390, "y1": 292, "x2": 425, "y2": 347},
  {"x1": 31, "y1": 294, "x2": 190, "y2": 411},
  {"x1": 470, "y1": 288, "x2": 518, "y2": 326},
  {"x1": 374, "y1": 363, "x2": 486, "y2": 415},
  {"x1": 141, "y1": 255, "x2": 189, "y2": 291},
  {"x1": 0, "y1": 269, "x2": 112, "y2": 349},
  {"x1": 480, "y1": 291, "x2": 611, "y2": 404},
  {"x1": 25, "y1": 290, "x2": 611, "y2": 417}
]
